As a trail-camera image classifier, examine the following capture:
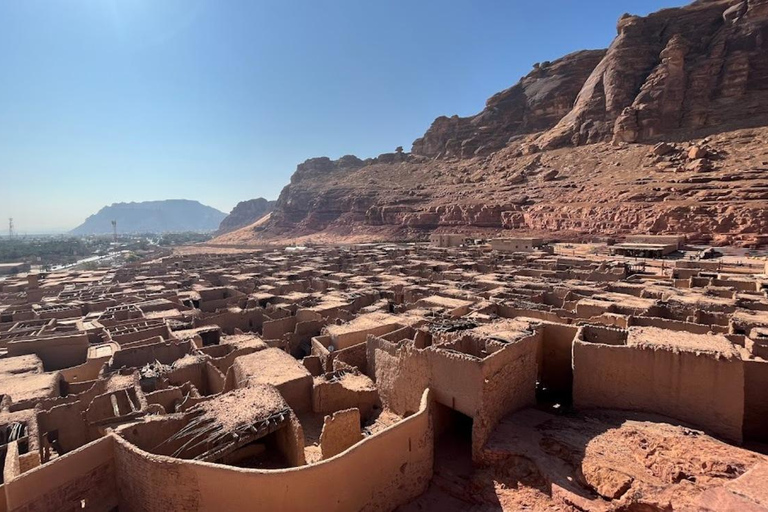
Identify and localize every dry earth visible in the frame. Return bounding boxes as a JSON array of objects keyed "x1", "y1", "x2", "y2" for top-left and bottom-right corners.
[{"x1": 401, "y1": 408, "x2": 768, "y2": 511}]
